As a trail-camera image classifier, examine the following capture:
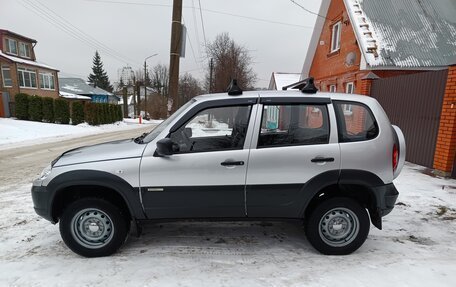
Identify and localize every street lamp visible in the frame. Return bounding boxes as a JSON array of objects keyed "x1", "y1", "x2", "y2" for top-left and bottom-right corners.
[{"x1": 144, "y1": 53, "x2": 158, "y2": 119}]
